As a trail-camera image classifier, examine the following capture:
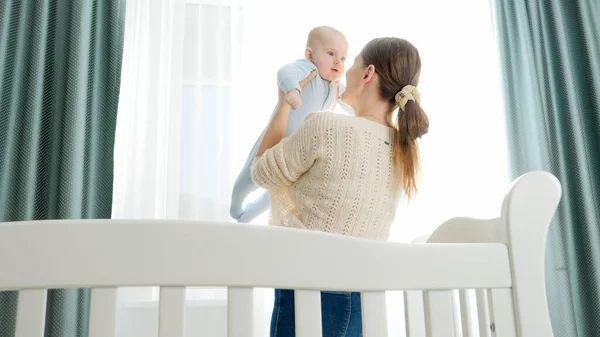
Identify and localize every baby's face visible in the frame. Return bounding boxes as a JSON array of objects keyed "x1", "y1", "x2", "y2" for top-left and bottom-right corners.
[{"x1": 309, "y1": 33, "x2": 348, "y2": 82}]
